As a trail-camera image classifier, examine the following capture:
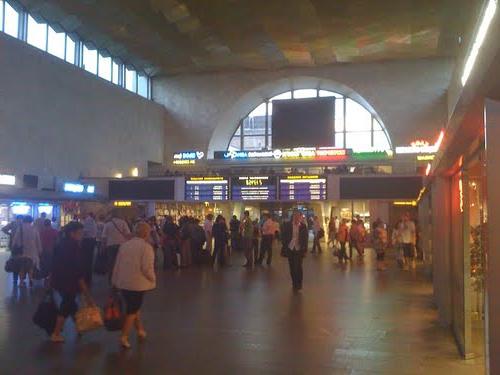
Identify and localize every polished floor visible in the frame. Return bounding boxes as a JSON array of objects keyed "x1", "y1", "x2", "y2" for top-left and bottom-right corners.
[{"x1": 0, "y1": 248, "x2": 485, "y2": 375}]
